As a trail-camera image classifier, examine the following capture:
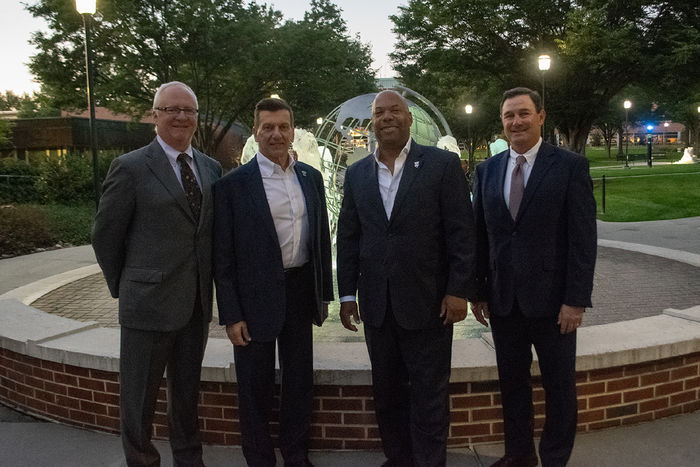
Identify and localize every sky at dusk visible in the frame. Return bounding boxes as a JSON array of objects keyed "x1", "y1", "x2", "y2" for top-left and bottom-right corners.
[{"x1": 1, "y1": 0, "x2": 407, "y2": 95}]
